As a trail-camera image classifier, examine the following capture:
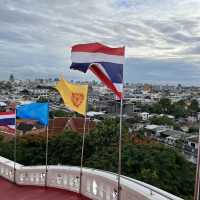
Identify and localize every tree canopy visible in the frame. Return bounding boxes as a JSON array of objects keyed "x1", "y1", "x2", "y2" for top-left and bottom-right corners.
[
  {"x1": 142, "y1": 98, "x2": 199, "y2": 119},
  {"x1": 0, "y1": 118, "x2": 195, "y2": 200},
  {"x1": 150, "y1": 115, "x2": 175, "y2": 126}
]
